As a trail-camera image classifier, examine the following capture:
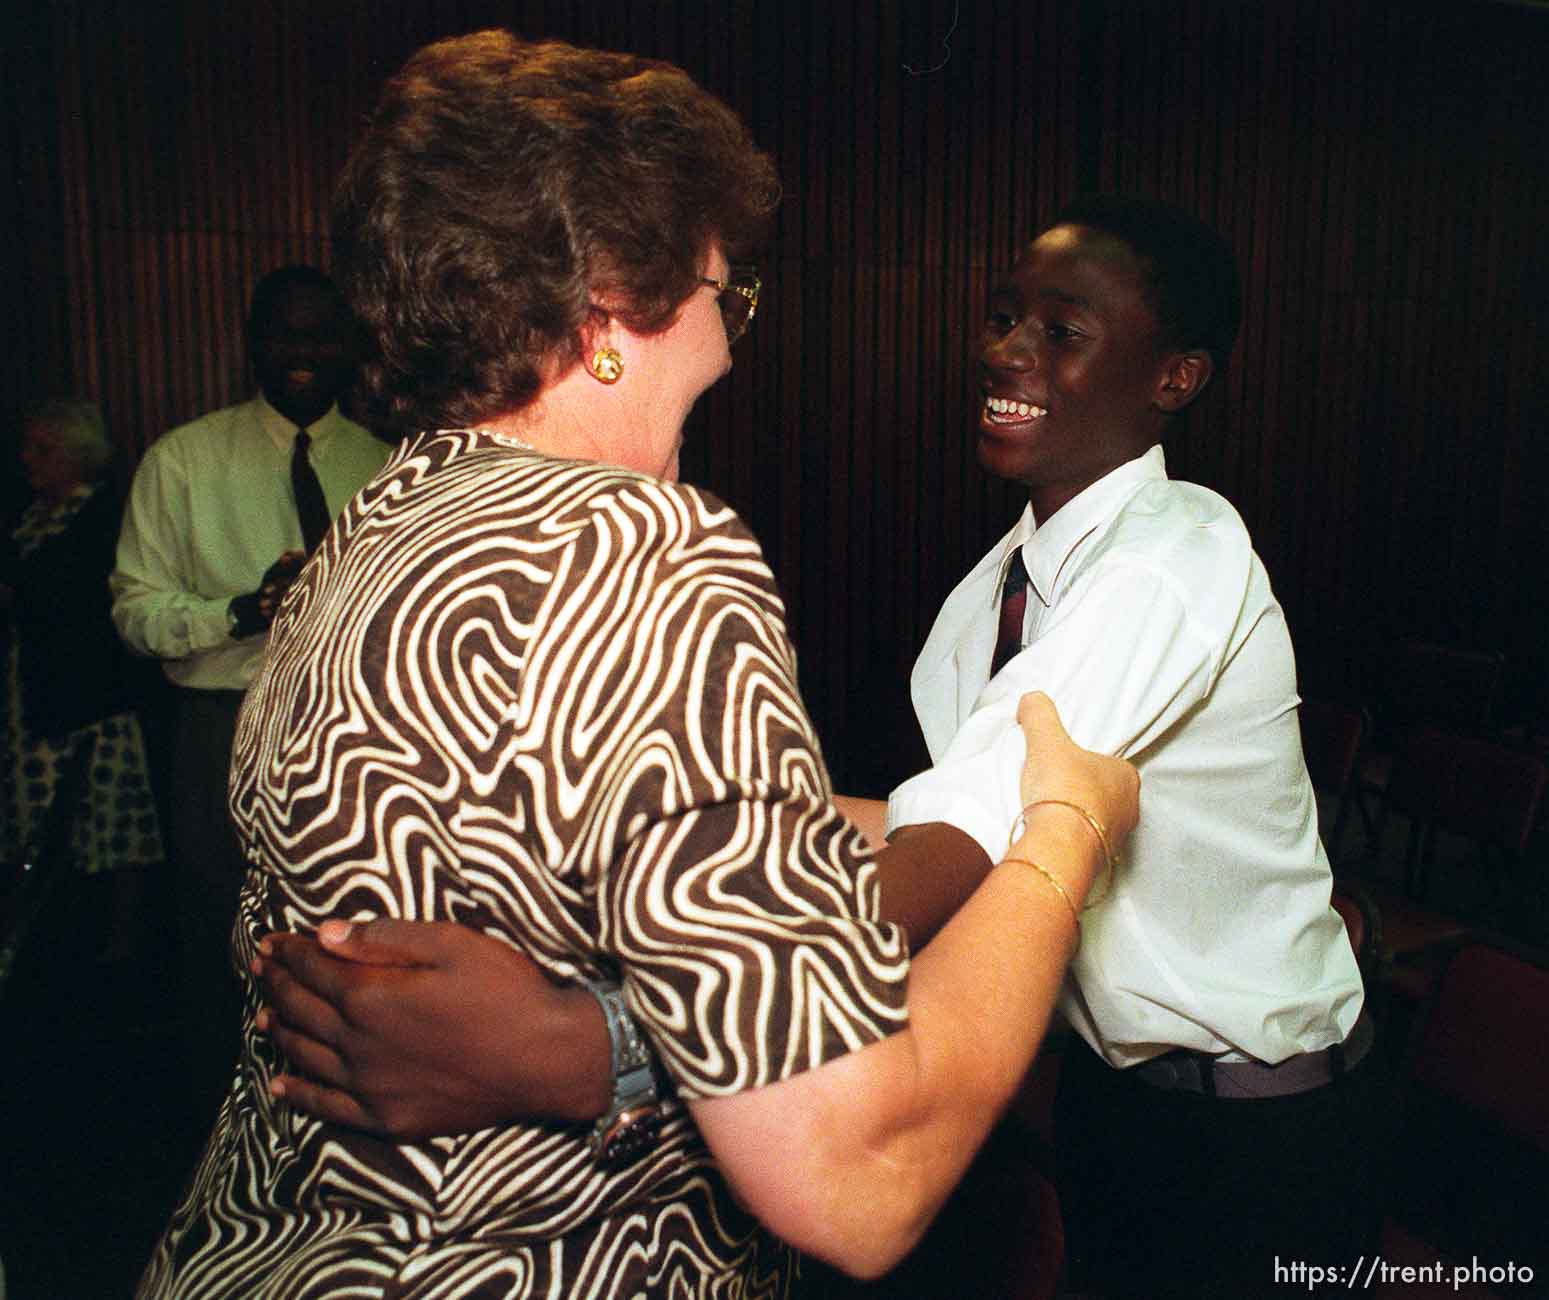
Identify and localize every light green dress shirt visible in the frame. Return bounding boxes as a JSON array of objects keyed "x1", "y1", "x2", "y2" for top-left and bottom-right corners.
[{"x1": 111, "y1": 395, "x2": 389, "y2": 690}]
